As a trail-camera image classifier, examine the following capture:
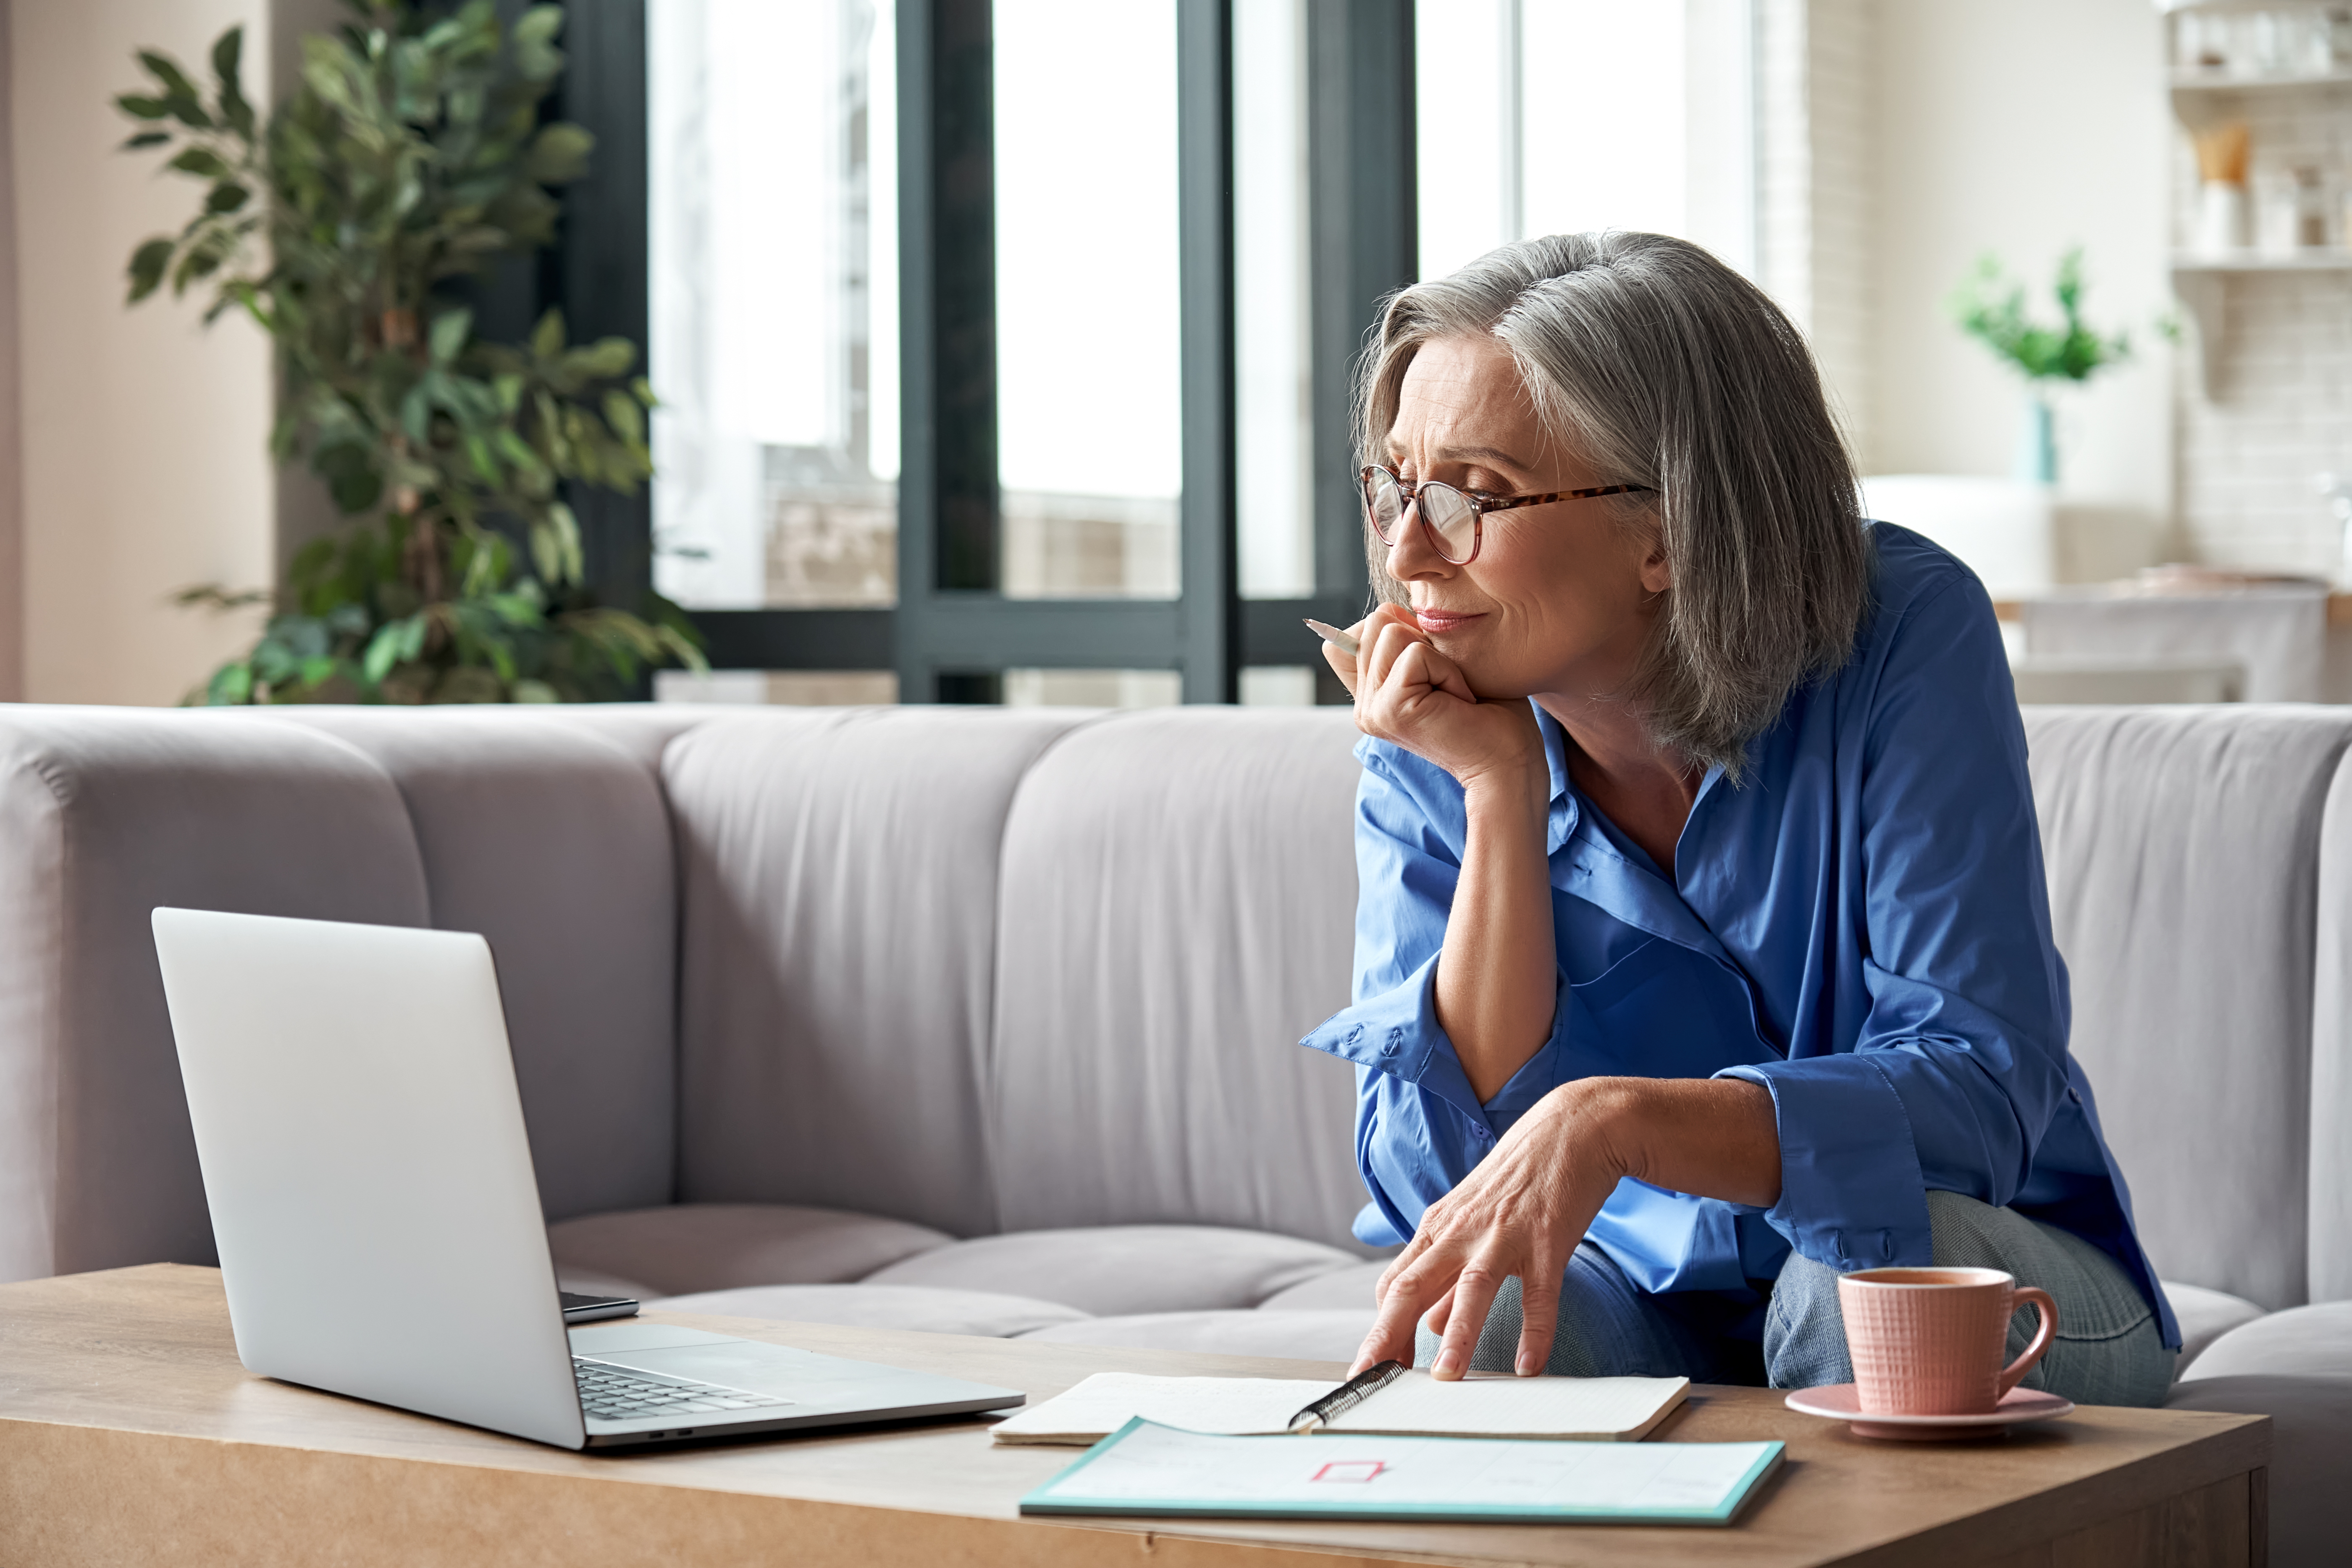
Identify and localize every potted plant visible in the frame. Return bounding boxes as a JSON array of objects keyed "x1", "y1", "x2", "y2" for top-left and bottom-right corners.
[
  {"x1": 1946, "y1": 247, "x2": 2137, "y2": 491},
  {"x1": 118, "y1": 0, "x2": 704, "y2": 703}
]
